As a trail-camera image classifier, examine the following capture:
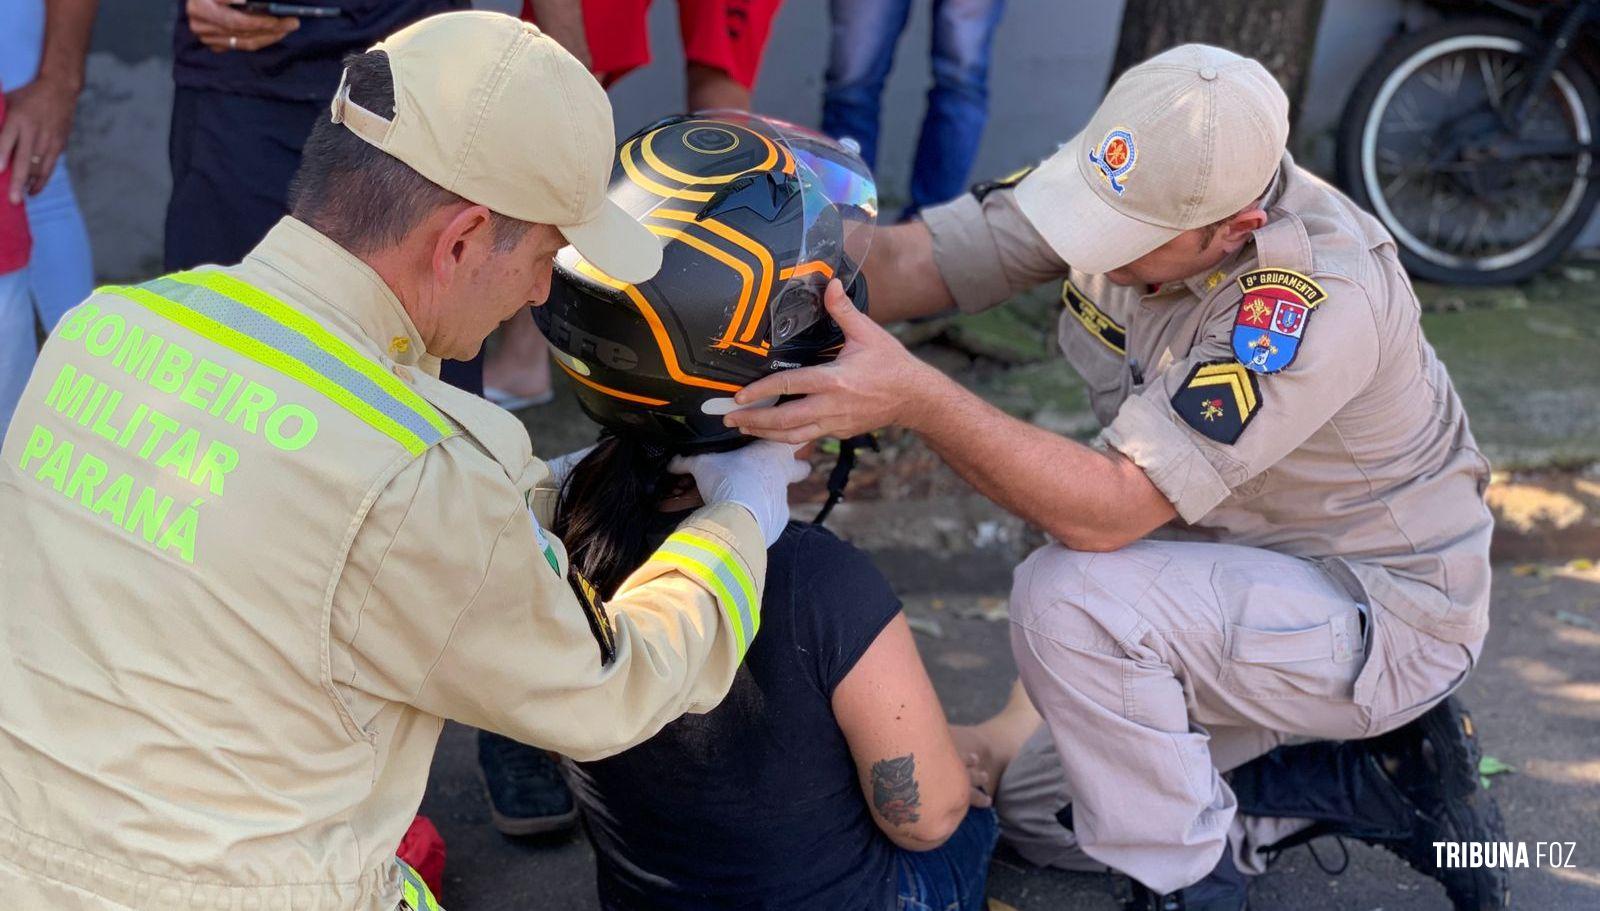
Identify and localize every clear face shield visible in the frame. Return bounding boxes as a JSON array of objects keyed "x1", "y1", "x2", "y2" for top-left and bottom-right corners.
[
  {"x1": 559, "y1": 112, "x2": 878, "y2": 349},
  {"x1": 759, "y1": 115, "x2": 878, "y2": 345}
]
